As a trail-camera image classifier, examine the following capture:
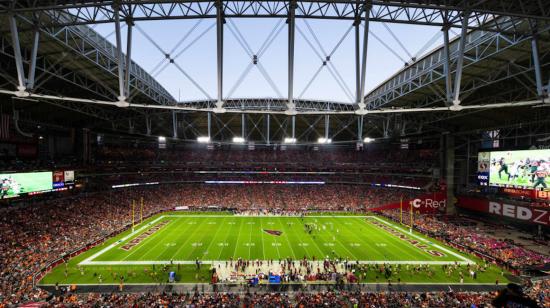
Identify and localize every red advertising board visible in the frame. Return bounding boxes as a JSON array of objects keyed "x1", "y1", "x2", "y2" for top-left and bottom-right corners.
[
  {"x1": 502, "y1": 187, "x2": 550, "y2": 201},
  {"x1": 368, "y1": 192, "x2": 447, "y2": 214},
  {"x1": 457, "y1": 196, "x2": 550, "y2": 226},
  {"x1": 52, "y1": 171, "x2": 64, "y2": 183}
]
